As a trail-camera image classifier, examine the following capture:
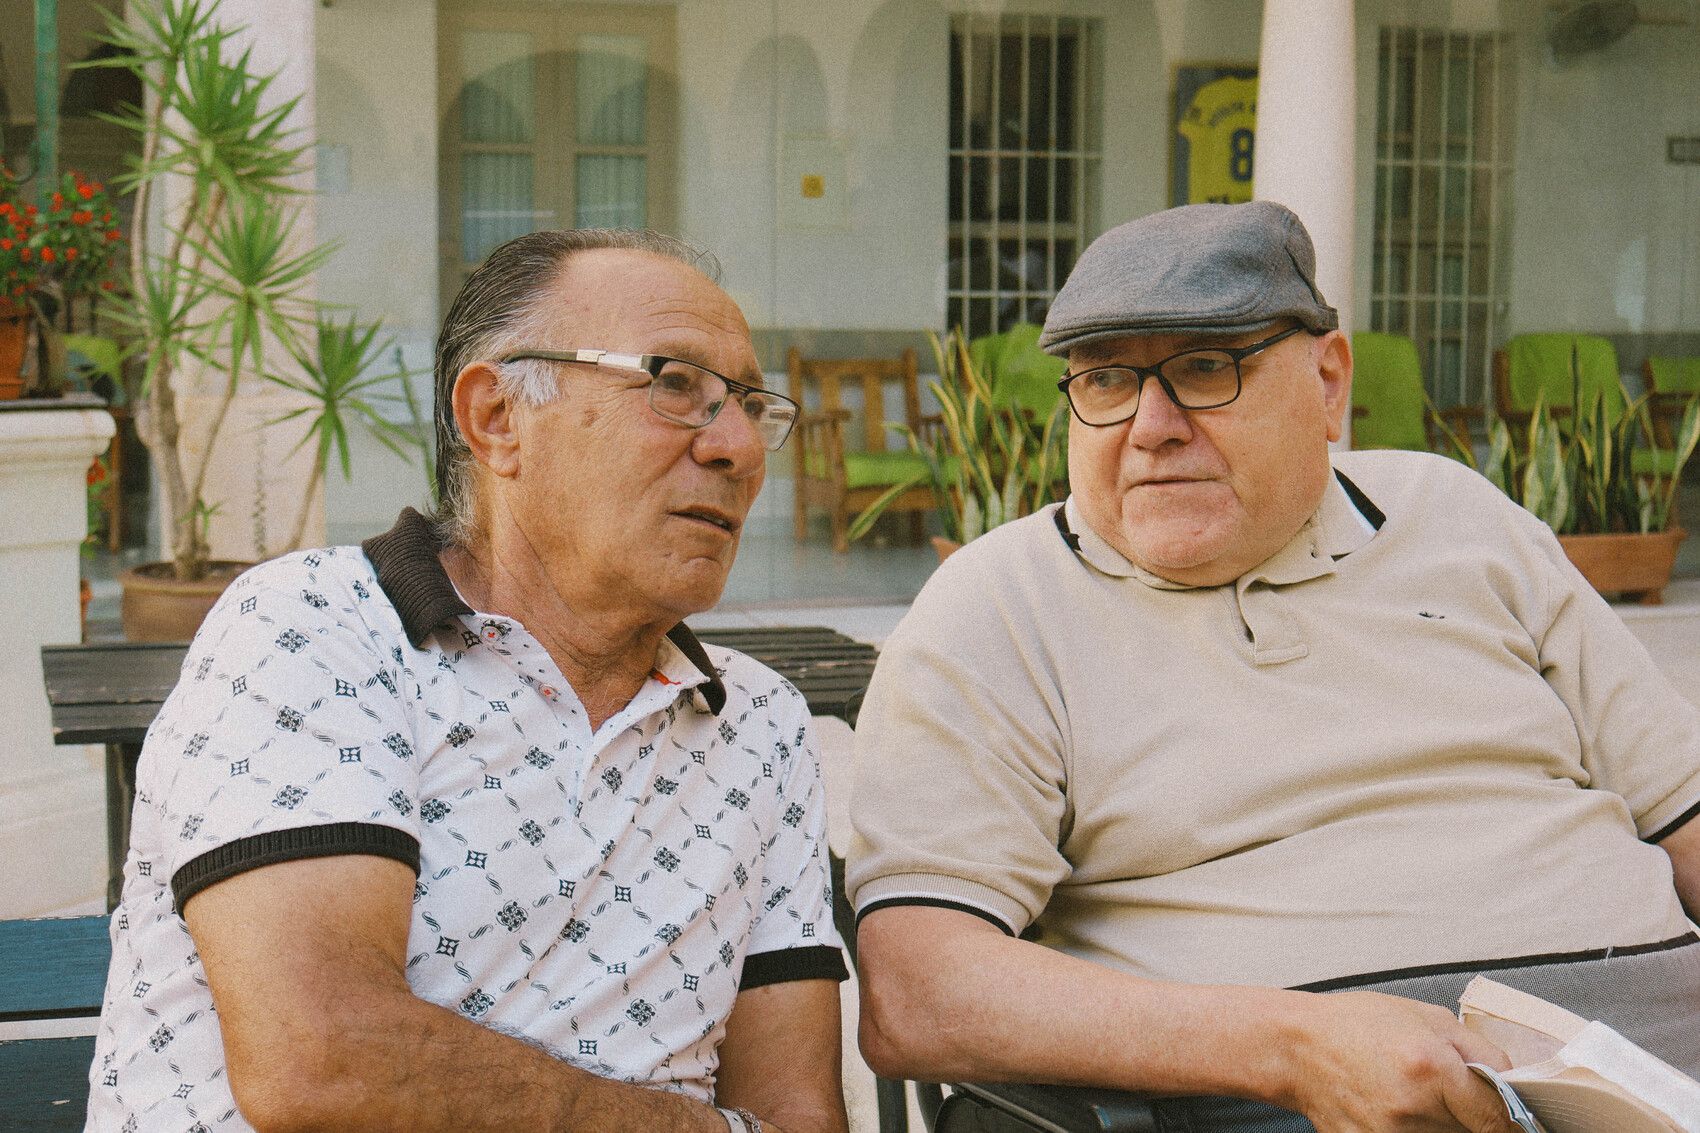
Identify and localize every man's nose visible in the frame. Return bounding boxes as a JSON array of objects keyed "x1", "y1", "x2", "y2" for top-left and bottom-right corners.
[
  {"x1": 693, "y1": 398, "x2": 767, "y2": 476},
  {"x1": 1124, "y1": 375, "x2": 1195, "y2": 448}
]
